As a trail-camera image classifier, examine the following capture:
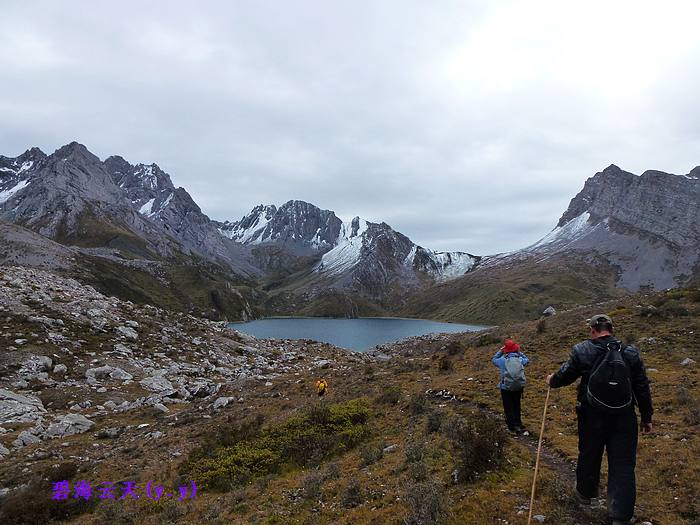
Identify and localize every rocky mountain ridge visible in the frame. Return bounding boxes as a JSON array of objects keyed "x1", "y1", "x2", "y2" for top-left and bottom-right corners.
[{"x1": 511, "y1": 164, "x2": 700, "y2": 290}]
